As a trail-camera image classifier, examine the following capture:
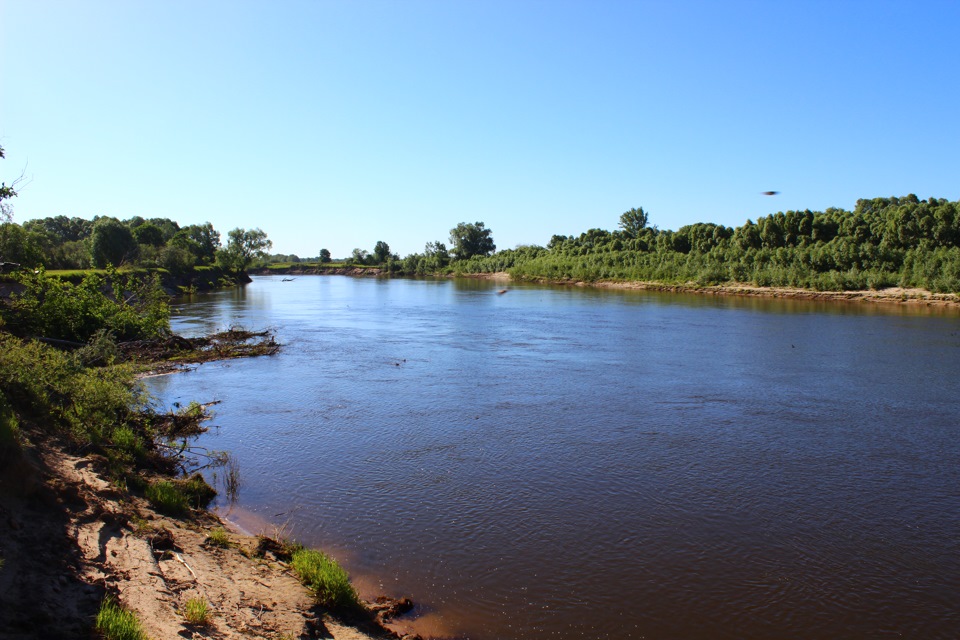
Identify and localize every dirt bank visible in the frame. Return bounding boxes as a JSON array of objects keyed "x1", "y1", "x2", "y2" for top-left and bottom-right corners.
[
  {"x1": 0, "y1": 438, "x2": 417, "y2": 640},
  {"x1": 588, "y1": 281, "x2": 960, "y2": 307},
  {"x1": 467, "y1": 272, "x2": 960, "y2": 308}
]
